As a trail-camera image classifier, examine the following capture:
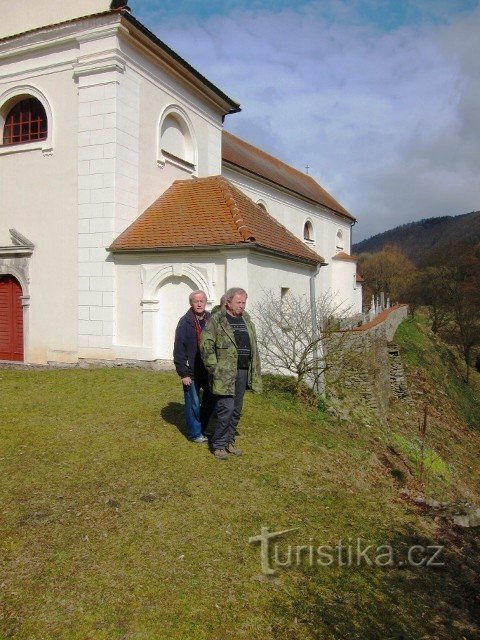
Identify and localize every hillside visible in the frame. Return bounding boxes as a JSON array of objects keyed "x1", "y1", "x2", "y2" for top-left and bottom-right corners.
[
  {"x1": 353, "y1": 210, "x2": 480, "y2": 265},
  {"x1": 0, "y1": 319, "x2": 479, "y2": 639}
]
